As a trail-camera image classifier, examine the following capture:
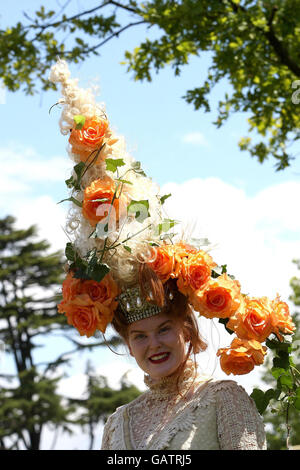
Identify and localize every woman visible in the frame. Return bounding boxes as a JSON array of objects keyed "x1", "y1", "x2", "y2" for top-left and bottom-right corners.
[
  {"x1": 101, "y1": 274, "x2": 267, "y2": 450},
  {"x1": 50, "y1": 60, "x2": 292, "y2": 451}
]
